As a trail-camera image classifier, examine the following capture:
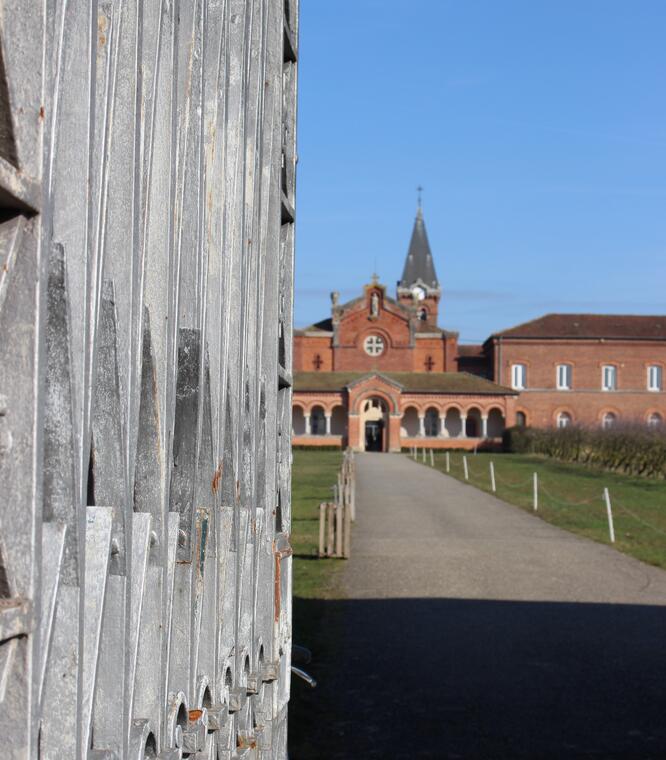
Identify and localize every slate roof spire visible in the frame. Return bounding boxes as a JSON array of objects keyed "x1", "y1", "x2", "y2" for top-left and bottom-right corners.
[{"x1": 397, "y1": 199, "x2": 439, "y2": 292}]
